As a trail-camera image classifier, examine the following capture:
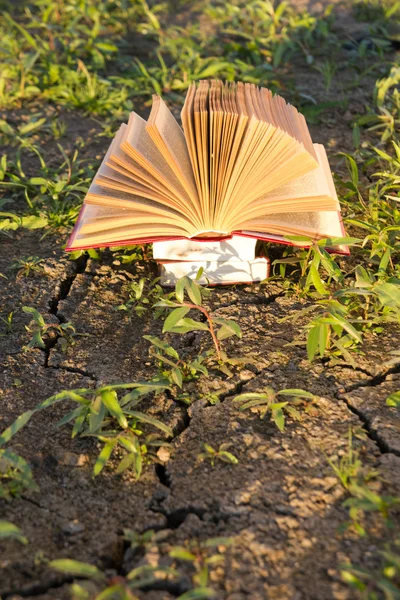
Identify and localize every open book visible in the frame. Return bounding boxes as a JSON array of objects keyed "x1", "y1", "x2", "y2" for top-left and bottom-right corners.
[{"x1": 66, "y1": 80, "x2": 346, "y2": 252}]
